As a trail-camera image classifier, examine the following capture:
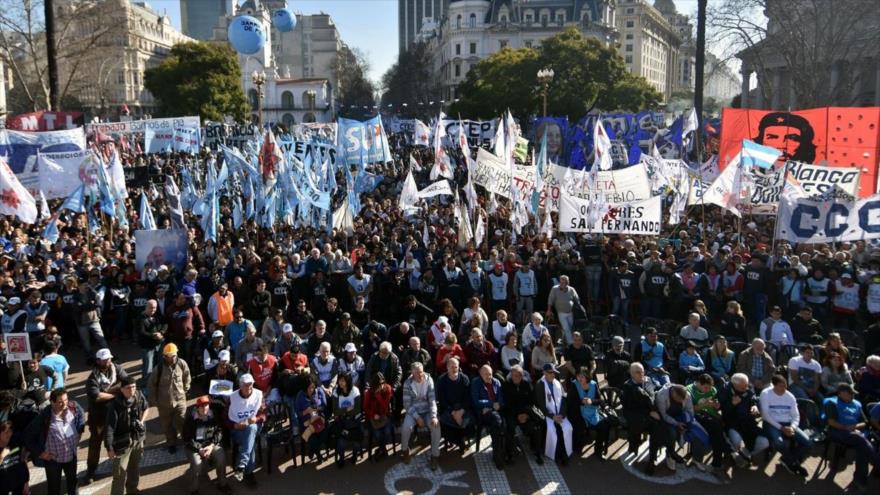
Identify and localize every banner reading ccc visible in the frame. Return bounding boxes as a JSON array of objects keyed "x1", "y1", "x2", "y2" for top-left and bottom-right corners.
[{"x1": 559, "y1": 195, "x2": 662, "y2": 235}]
